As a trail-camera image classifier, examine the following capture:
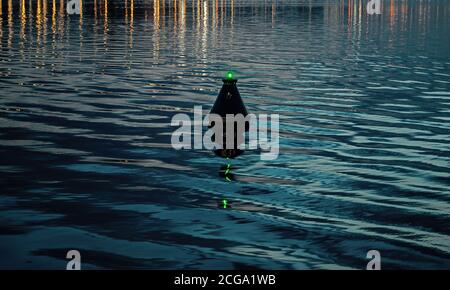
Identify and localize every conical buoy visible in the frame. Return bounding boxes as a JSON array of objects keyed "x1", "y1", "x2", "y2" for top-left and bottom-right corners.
[
  {"x1": 210, "y1": 71, "x2": 248, "y2": 118},
  {"x1": 209, "y1": 71, "x2": 249, "y2": 158}
]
